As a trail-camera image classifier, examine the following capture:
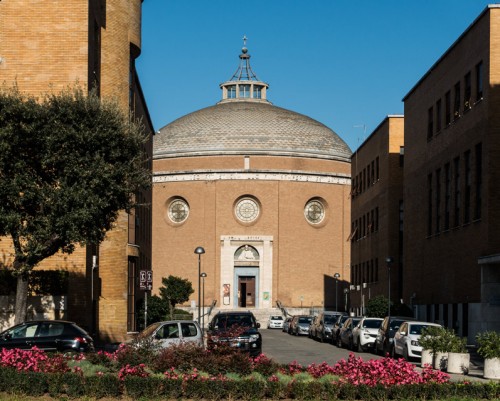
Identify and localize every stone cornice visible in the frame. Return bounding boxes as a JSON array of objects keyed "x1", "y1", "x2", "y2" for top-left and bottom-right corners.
[{"x1": 153, "y1": 170, "x2": 351, "y2": 185}]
